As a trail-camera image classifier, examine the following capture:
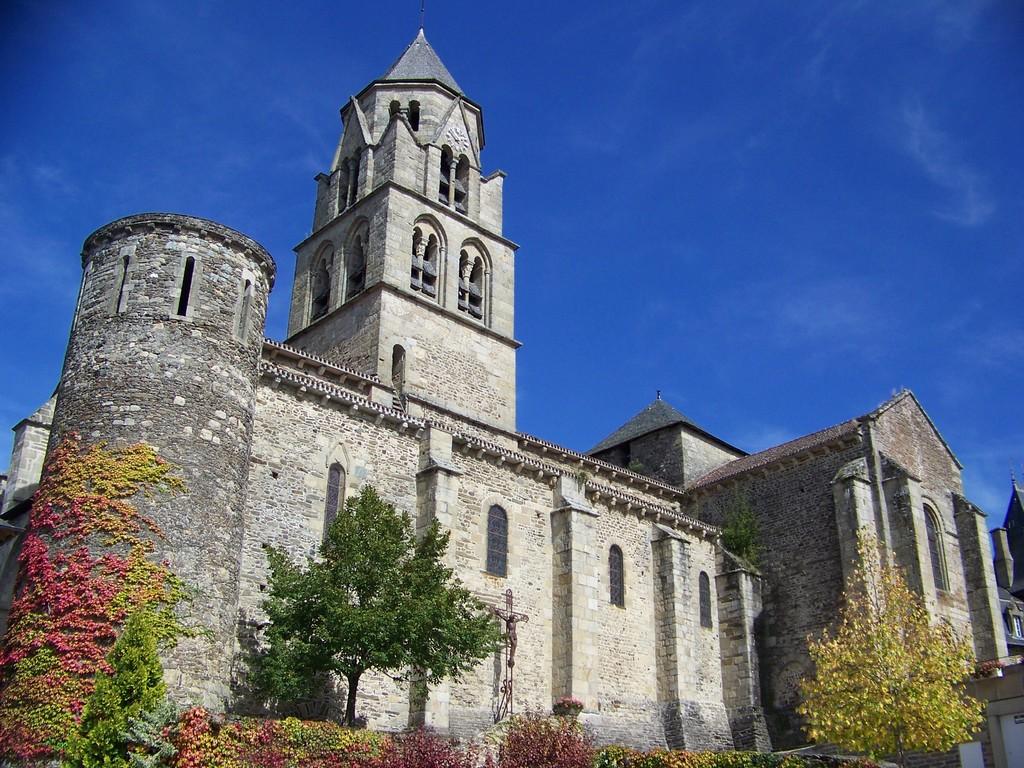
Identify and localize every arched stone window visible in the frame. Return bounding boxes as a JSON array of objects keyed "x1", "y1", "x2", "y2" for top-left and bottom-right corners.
[
  {"x1": 454, "y1": 154, "x2": 470, "y2": 214},
  {"x1": 486, "y1": 505, "x2": 508, "y2": 577},
  {"x1": 410, "y1": 226, "x2": 438, "y2": 299},
  {"x1": 458, "y1": 245, "x2": 486, "y2": 321},
  {"x1": 609, "y1": 545, "x2": 624, "y2": 608},
  {"x1": 408, "y1": 101, "x2": 420, "y2": 131},
  {"x1": 699, "y1": 571, "x2": 712, "y2": 628},
  {"x1": 176, "y1": 256, "x2": 196, "y2": 317},
  {"x1": 345, "y1": 228, "x2": 367, "y2": 301},
  {"x1": 438, "y1": 145, "x2": 453, "y2": 205},
  {"x1": 389, "y1": 100, "x2": 401, "y2": 119},
  {"x1": 324, "y1": 462, "x2": 345, "y2": 542},
  {"x1": 924, "y1": 504, "x2": 948, "y2": 592},
  {"x1": 310, "y1": 245, "x2": 333, "y2": 320}
]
